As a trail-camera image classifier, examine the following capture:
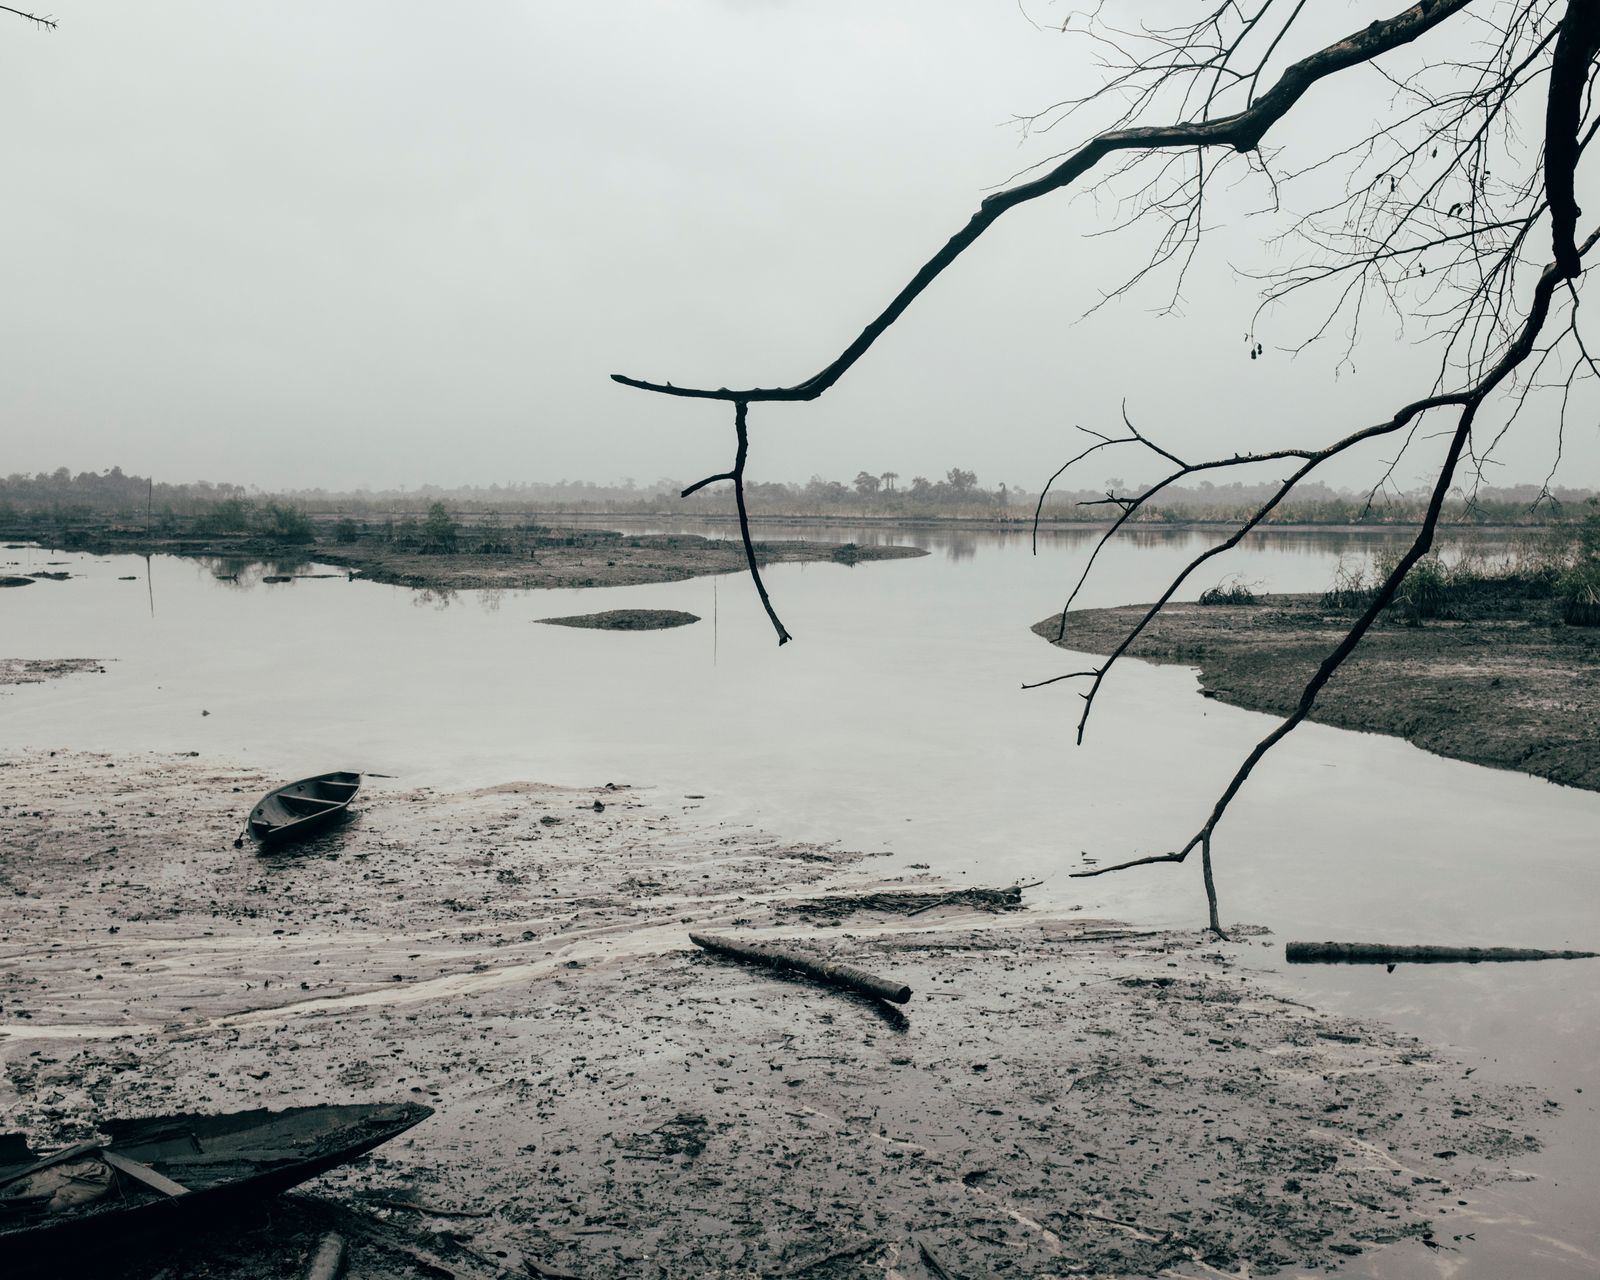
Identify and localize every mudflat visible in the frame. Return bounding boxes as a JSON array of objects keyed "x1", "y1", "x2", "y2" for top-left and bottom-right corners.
[
  {"x1": 5, "y1": 525, "x2": 926, "y2": 592},
  {"x1": 1034, "y1": 594, "x2": 1600, "y2": 792},
  {"x1": 0, "y1": 750, "x2": 1546, "y2": 1278}
]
